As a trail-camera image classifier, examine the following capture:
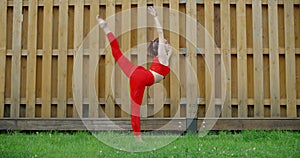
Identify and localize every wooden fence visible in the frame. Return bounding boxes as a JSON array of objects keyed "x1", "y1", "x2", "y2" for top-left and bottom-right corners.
[{"x1": 0, "y1": 0, "x2": 300, "y2": 131}]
